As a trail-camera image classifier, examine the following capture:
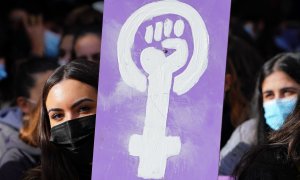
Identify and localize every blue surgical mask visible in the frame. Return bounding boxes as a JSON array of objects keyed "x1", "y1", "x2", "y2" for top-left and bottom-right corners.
[
  {"x1": 0, "y1": 64, "x2": 7, "y2": 80},
  {"x1": 263, "y1": 97, "x2": 297, "y2": 130},
  {"x1": 44, "y1": 30, "x2": 61, "y2": 58},
  {"x1": 244, "y1": 23, "x2": 257, "y2": 40}
]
